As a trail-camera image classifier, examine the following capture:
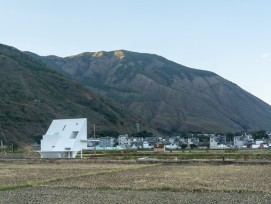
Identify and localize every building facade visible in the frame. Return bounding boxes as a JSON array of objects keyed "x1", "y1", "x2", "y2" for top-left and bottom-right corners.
[
  {"x1": 99, "y1": 136, "x2": 115, "y2": 148},
  {"x1": 118, "y1": 134, "x2": 130, "y2": 148},
  {"x1": 39, "y1": 118, "x2": 88, "y2": 158}
]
